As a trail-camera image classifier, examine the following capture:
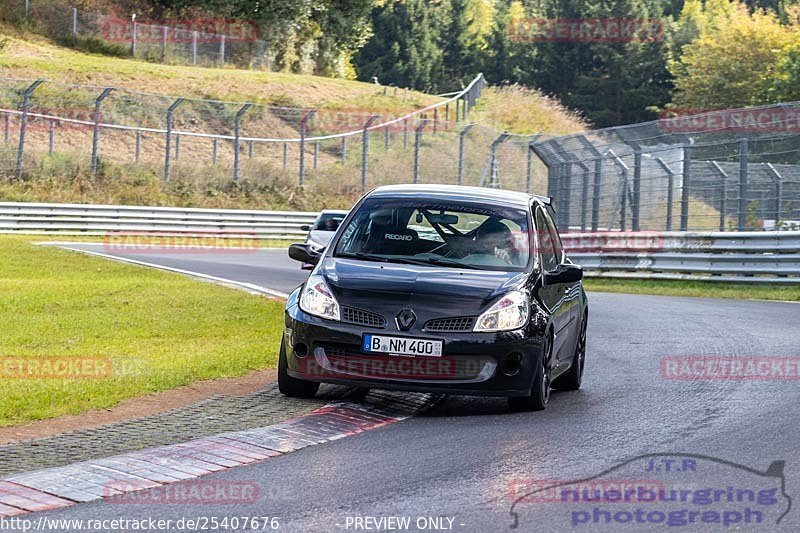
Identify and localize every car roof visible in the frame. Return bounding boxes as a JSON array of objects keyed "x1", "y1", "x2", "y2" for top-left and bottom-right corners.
[{"x1": 367, "y1": 184, "x2": 549, "y2": 209}]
